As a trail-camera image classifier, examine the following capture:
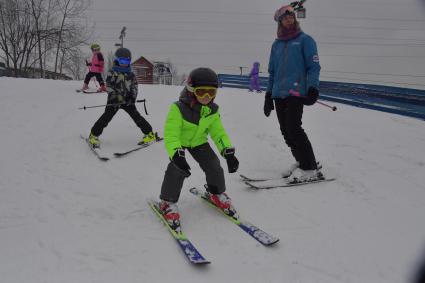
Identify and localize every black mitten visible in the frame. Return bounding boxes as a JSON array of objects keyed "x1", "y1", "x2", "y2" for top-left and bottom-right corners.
[
  {"x1": 264, "y1": 91, "x2": 274, "y2": 117},
  {"x1": 222, "y1": 147, "x2": 239, "y2": 173},
  {"x1": 304, "y1": 87, "x2": 319, "y2": 106},
  {"x1": 172, "y1": 149, "x2": 191, "y2": 175}
]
